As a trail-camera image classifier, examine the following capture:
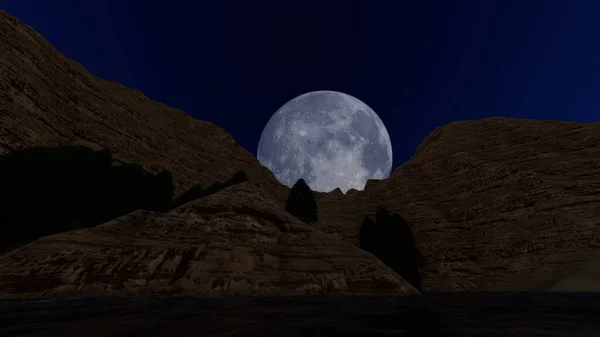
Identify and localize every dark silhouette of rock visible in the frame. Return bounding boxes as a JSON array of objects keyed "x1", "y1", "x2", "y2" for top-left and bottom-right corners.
[
  {"x1": 171, "y1": 170, "x2": 249, "y2": 209},
  {"x1": 0, "y1": 10, "x2": 288, "y2": 203},
  {"x1": 0, "y1": 145, "x2": 173, "y2": 254},
  {"x1": 390, "y1": 213, "x2": 426, "y2": 291},
  {"x1": 358, "y1": 216, "x2": 377, "y2": 253},
  {"x1": 285, "y1": 178, "x2": 318, "y2": 224},
  {"x1": 359, "y1": 207, "x2": 425, "y2": 290},
  {"x1": 0, "y1": 183, "x2": 419, "y2": 298}
]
